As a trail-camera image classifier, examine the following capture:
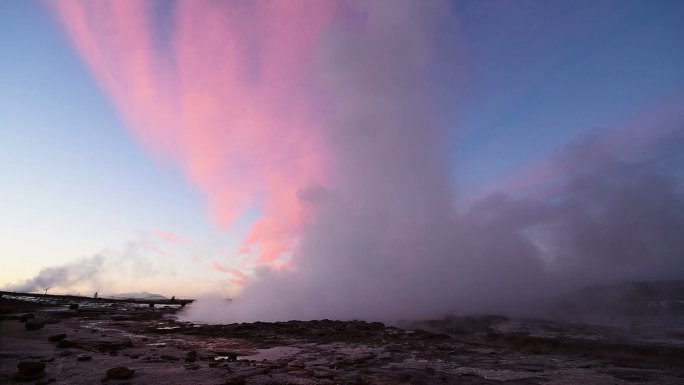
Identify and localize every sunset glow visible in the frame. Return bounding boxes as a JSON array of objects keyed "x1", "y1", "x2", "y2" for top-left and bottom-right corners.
[{"x1": 2, "y1": 1, "x2": 683, "y2": 306}]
